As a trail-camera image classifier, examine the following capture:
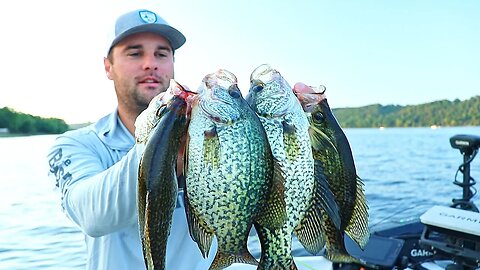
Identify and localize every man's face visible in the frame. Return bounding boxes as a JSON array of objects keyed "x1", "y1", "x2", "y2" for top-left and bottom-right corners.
[{"x1": 105, "y1": 32, "x2": 175, "y2": 114}]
